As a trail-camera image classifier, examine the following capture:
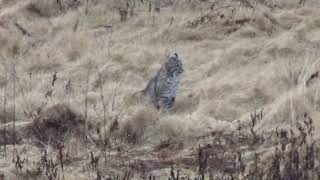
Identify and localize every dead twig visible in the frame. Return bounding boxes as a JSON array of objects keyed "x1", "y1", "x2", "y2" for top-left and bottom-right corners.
[{"x1": 14, "y1": 22, "x2": 31, "y2": 37}]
